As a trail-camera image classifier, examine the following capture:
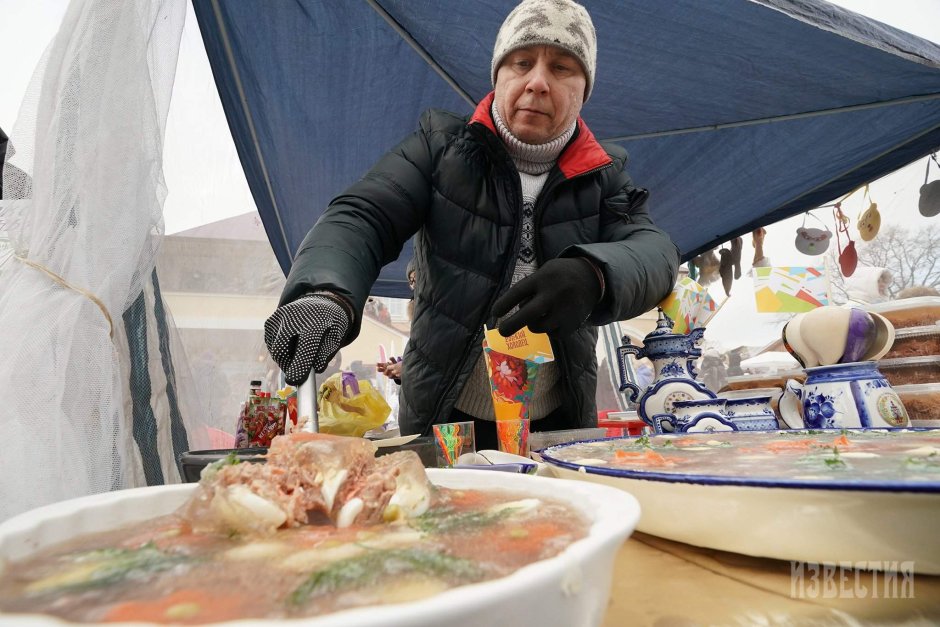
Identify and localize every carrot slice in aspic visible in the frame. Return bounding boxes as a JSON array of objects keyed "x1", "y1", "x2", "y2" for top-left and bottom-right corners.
[{"x1": 612, "y1": 449, "x2": 679, "y2": 467}]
